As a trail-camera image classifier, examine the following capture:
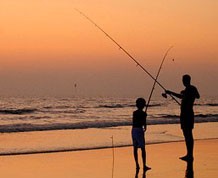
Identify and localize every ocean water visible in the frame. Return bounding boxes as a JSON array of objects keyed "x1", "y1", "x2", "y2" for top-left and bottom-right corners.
[
  {"x1": 0, "y1": 96, "x2": 217, "y2": 155},
  {"x1": 0, "y1": 96, "x2": 217, "y2": 132}
]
